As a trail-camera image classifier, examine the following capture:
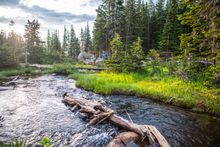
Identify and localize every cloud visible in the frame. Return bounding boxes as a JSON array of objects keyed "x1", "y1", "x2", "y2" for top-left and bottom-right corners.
[
  {"x1": 0, "y1": 0, "x2": 97, "y2": 38},
  {"x1": 0, "y1": 16, "x2": 10, "y2": 22},
  {"x1": 0, "y1": 0, "x2": 96, "y2": 24},
  {"x1": 81, "y1": 0, "x2": 102, "y2": 7},
  {"x1": 18, "y1": 4, "x2": 96, "y2": 23},
  {"x1": 0, "y1": 16, "x2": 29, "y2": 27},
  {"x1": 0, "y1": 0, "x2": 20, "y2": 6}
]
